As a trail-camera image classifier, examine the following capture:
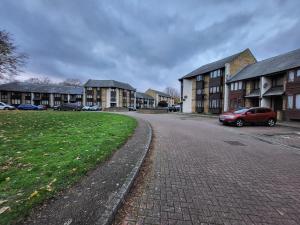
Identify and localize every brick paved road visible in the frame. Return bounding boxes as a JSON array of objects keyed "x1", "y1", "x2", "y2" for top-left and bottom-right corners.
[{"x1": 114, "y1": 113, "x2": 300, "y2": 225}]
